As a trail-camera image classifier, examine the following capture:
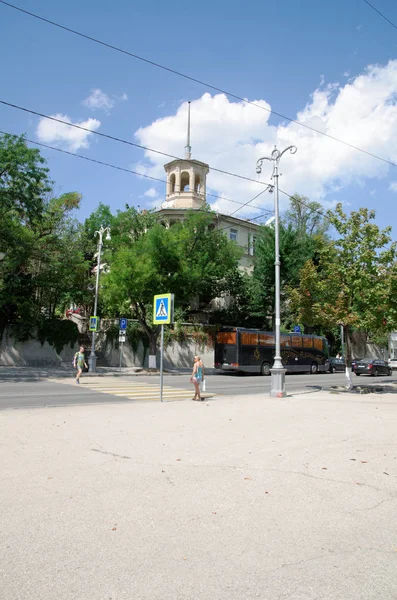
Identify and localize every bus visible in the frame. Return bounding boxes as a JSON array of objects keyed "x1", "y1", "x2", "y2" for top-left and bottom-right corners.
[{"x1": 214, "y1": 327, "x2": 330, "y2": 375}]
